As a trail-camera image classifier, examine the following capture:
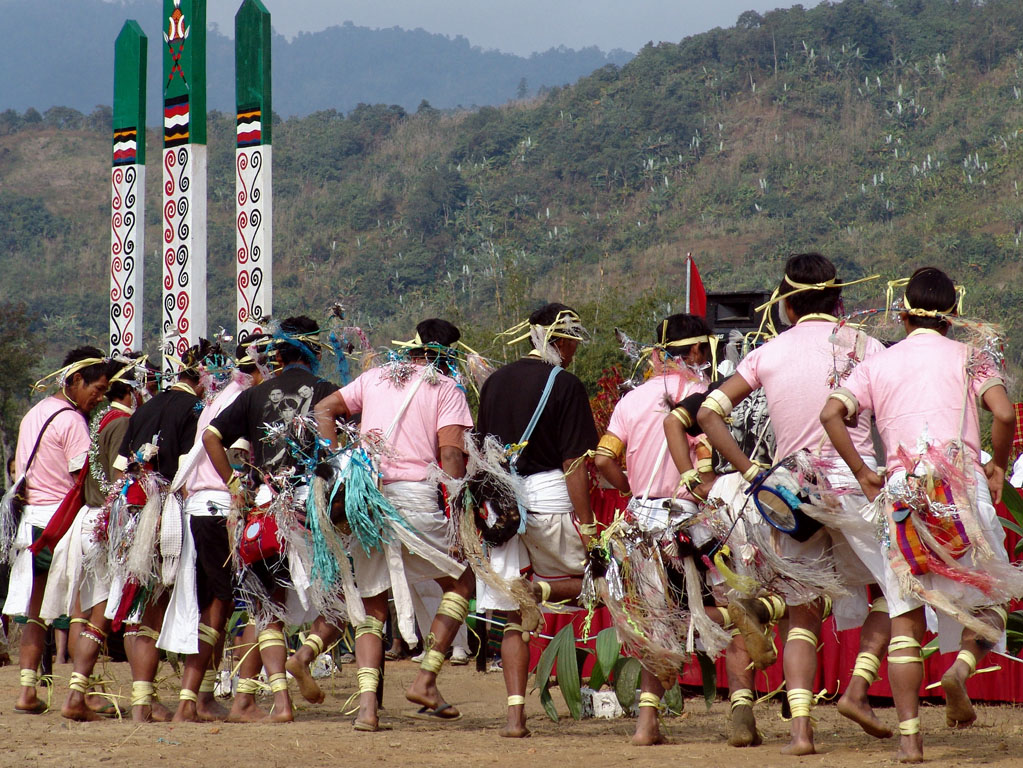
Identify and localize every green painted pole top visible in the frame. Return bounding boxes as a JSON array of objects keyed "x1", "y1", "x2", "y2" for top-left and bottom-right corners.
[
  {"x1": 113, "y1": 20, "x2": 147, "y2": 165},
  {"x1": 235, "y1": 0, "x2": 272, "y2": 146},
  {"x1": 163, "y1": 0, "x2": 207, "y2": 147}
]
